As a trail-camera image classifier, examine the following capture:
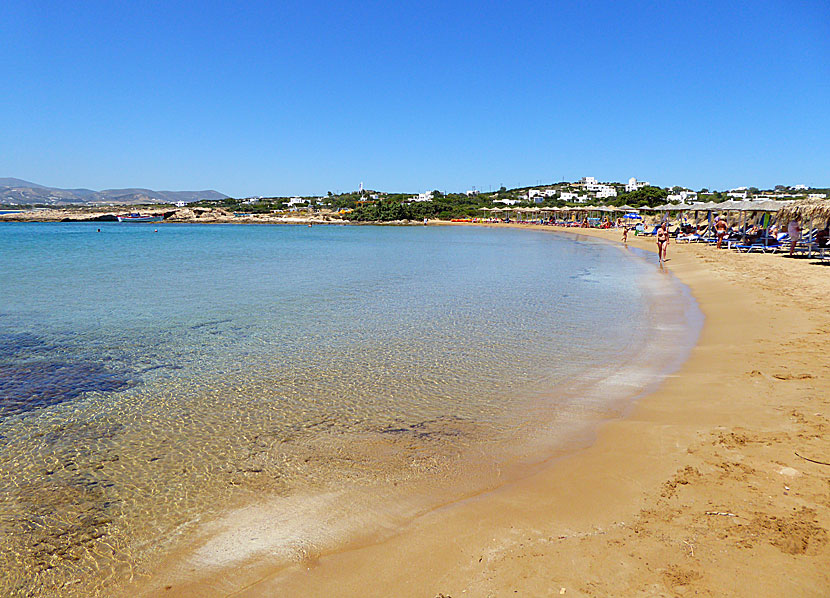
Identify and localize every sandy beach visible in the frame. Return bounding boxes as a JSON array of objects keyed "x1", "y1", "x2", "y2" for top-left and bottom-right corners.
[{"x1": 137, "y1": 225, "x2": 829, "y2": 598}]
